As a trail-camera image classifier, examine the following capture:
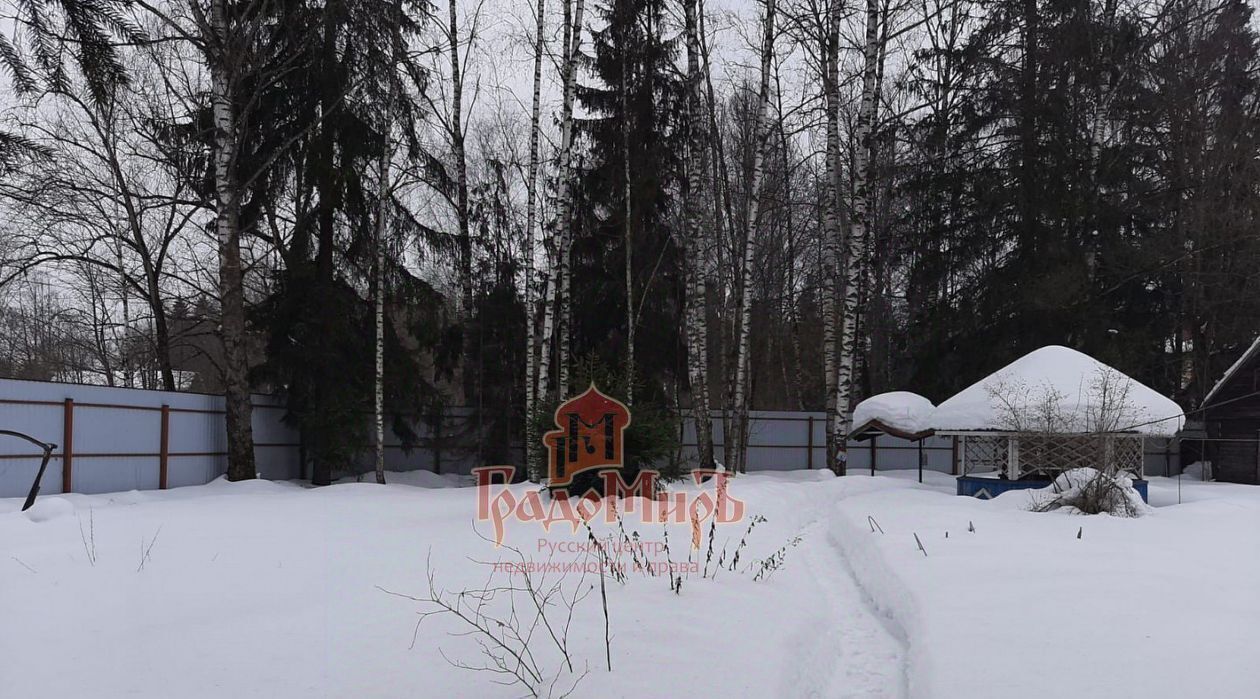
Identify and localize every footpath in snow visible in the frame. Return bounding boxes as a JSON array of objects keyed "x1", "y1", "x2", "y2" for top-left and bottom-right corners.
[{"x1": 827, "y1": 471, "x2": 1260, "y2": 698}]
